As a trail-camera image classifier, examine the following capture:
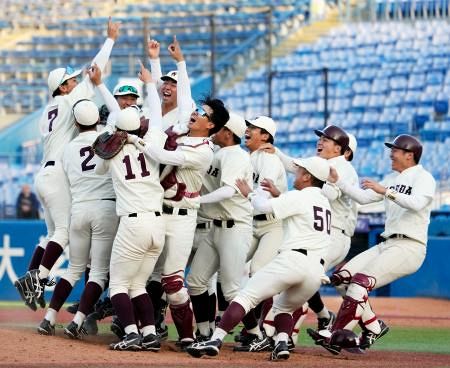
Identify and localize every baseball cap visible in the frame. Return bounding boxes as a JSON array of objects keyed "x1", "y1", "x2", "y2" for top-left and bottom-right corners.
[
  {"x1": 48, "y1": 66, "x2": 82, "y2": 94},
  {"x1": 115, "y1": 107, "x2": 141, "y2": 131},
  {"x1": 247, "y1": 116, "x2": 277, "y2": 137},
  {"x1": 225, "y1": 112, "x2": 246, "y2": 137},
  {"x1": 346, "y1": 133, "x2": 357, "y2": 161},
  {"x1": 293, "y1": 156, "x2": 330, "y2": 182},
  {"x1": 72, "y1": 99, "x2": 99, "y2": 126},
  {"x1": 113, "y1": 84, "x2": 140, "y2": 97},
  {"x1": 161, "y1": 70, "x2": 178, "y2": 83}
]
